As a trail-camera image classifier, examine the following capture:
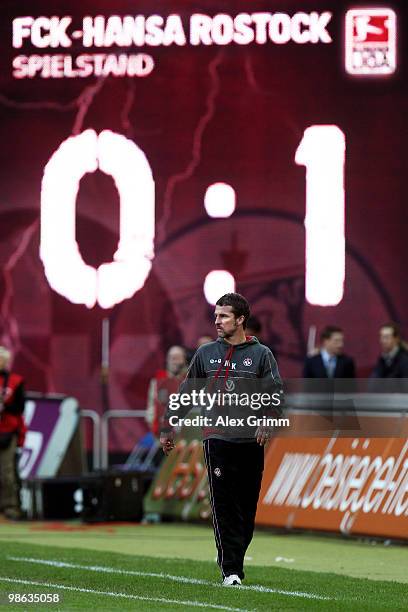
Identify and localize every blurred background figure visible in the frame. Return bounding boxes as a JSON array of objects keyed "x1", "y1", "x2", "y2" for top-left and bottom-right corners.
[
  {"x1": 246, "y1": 315, "x2": 262, "y2": 339},
  {"x1": 303, "y1": 326, "x2": 355, "y2": 378},
  {"x1": 196, "y1": 335, "x2": 213, "y2": 347},
  {"x1": 0, "y1": 347, "x2": 26, "y2": 520},
  {"x1": 145, "y1": 346, "x2": 188, "y2": 437},
  {"x1": 371, "y1": 323, "x2": 408, "y2": 378},
  {"x1": 246, "y1": 315, "x2": 278, "y2": 358},
  {"x1": 186, "y1": 335, "x2": 213, "y2": 363}
]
